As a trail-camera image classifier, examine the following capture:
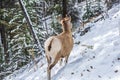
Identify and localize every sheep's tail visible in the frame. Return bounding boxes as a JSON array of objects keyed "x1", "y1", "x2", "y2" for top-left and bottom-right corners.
[{"x1": 48, "y1": 38, "x2": 54, "y2": 51}]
